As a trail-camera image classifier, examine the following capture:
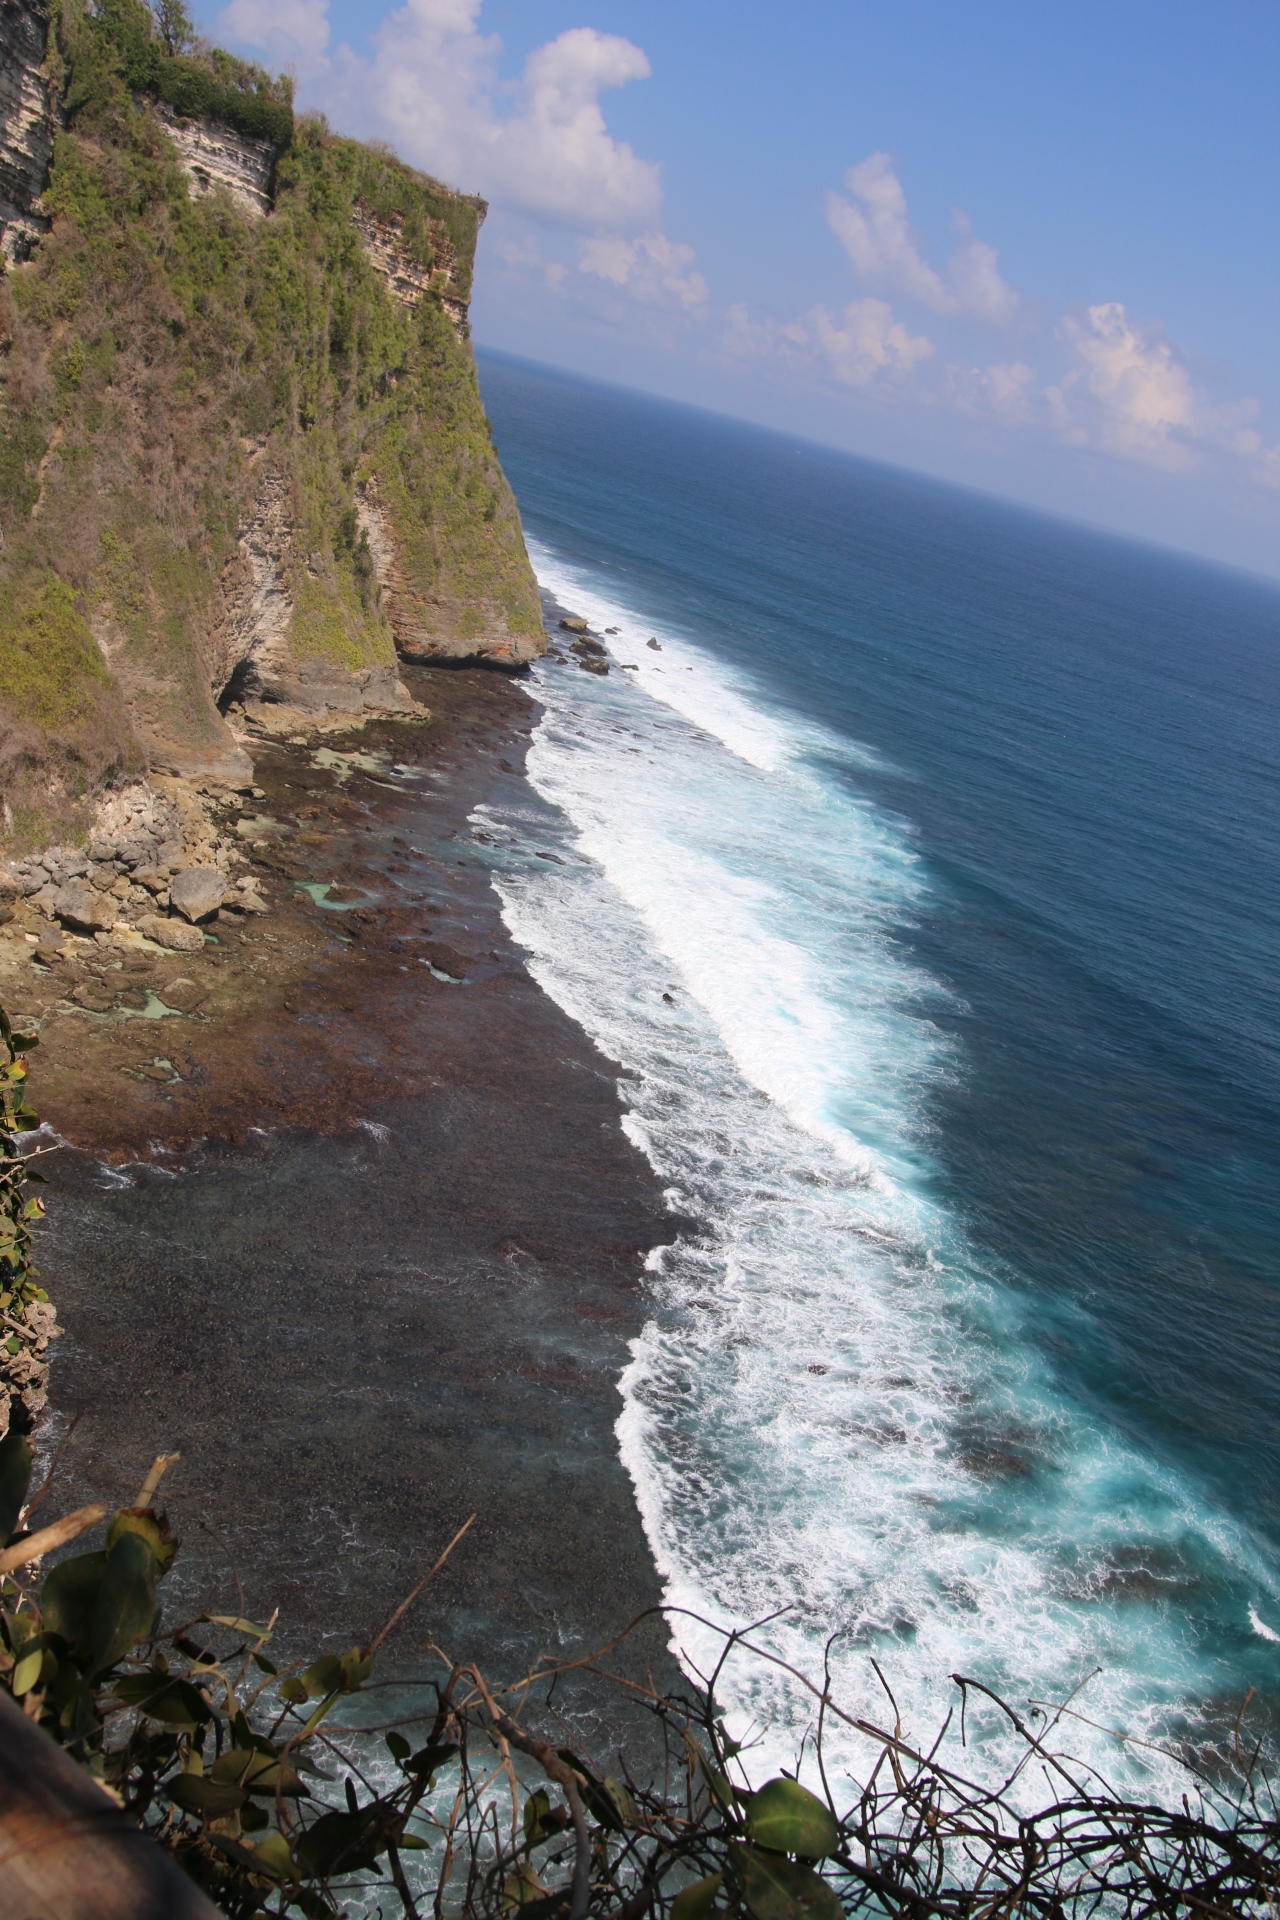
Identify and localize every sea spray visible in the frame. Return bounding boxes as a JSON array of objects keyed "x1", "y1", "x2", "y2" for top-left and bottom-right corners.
[{"x1": 478, "y1": 540, "x2": 1280, "y2": 1798}]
